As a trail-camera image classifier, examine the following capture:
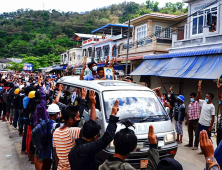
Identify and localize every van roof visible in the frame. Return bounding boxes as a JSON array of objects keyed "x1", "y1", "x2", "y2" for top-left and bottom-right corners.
[{"x1": 57, "y1": 76, "x2": 151, "y2": 92}]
